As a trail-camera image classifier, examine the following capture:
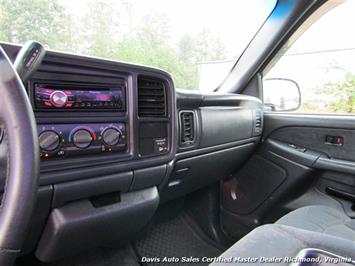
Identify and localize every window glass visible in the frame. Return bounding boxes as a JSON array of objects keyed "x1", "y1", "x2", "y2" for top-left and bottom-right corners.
[
  {"x1": 264, "y1": 1, "x2": 355, "y2": 114},
  {"x1": 0, "y1": 0, "x2": 276, "y2": 91}
]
